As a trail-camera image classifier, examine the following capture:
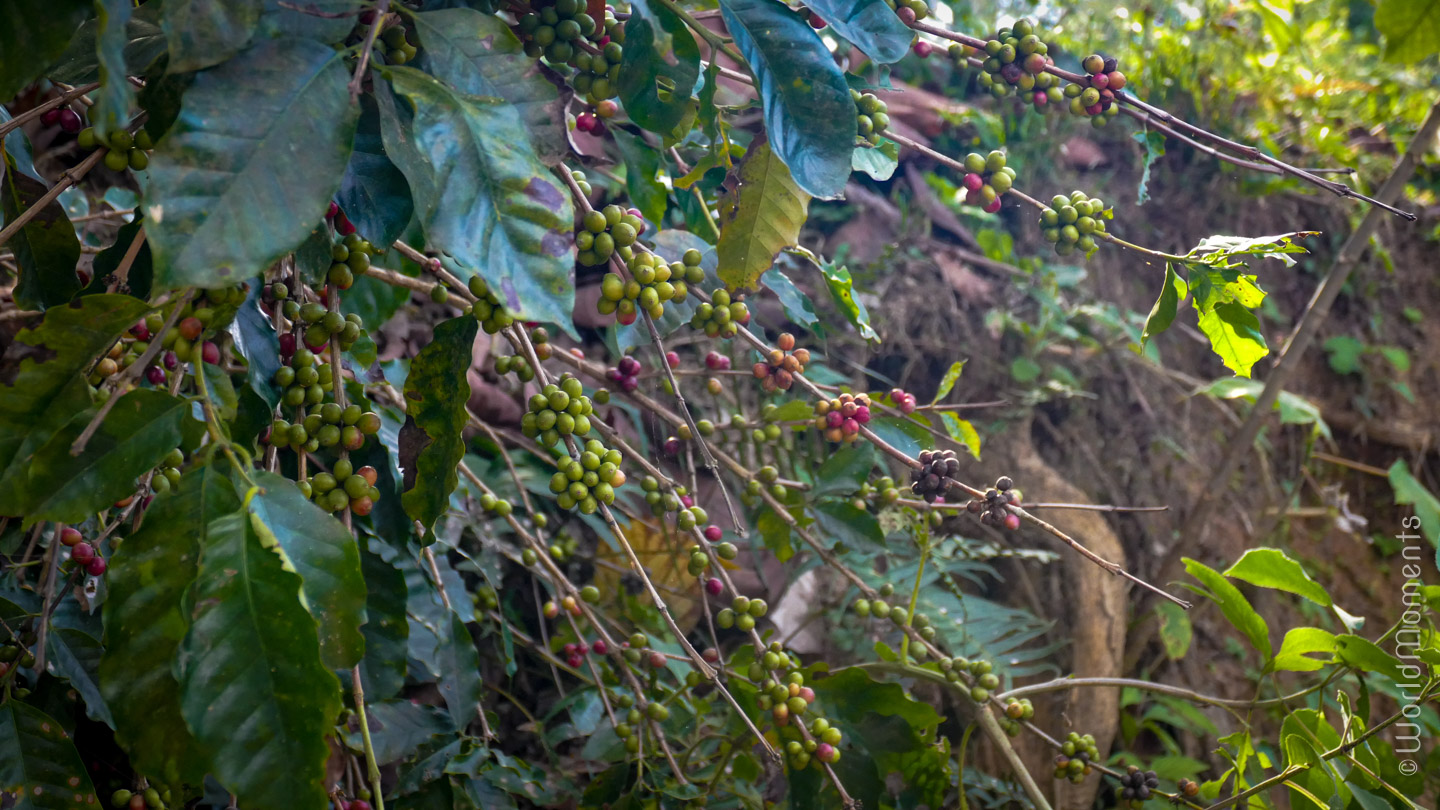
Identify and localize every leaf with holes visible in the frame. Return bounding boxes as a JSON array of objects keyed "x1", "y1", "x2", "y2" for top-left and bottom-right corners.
[
  {"x1": 720, "y1": 0, "x2": 856, "y2": 198},
  {"x1": 399, "y1": 315, "x2": 478, "y2": 544},
  {"x1": 716, "y1": 141, "x2": 810, "y2": 291},
  {"x1": 380, "y1": 66, "x2": 575, "y2": 332},
  {"x1": 176, "y1": 508, "x2": 341, "y2": 810},
  {"x1": 143, "y1": 38, "x2": 357, "y2": 289}
]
